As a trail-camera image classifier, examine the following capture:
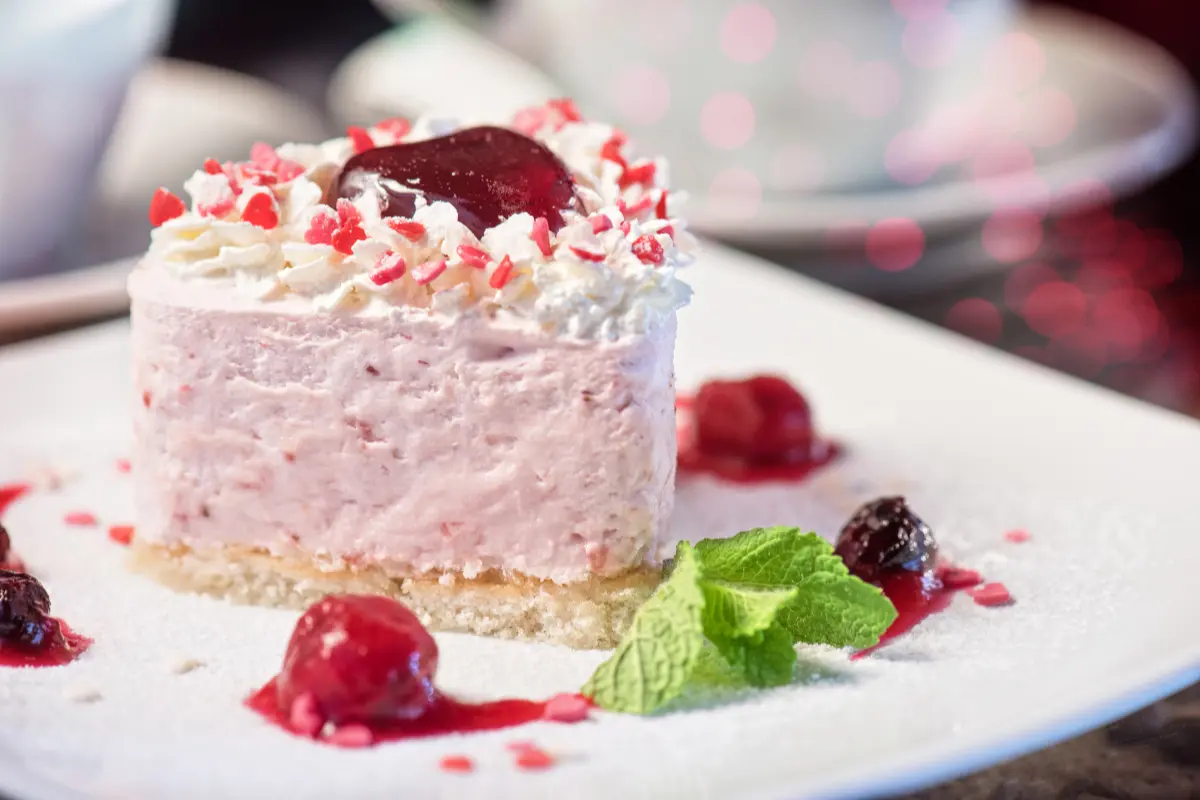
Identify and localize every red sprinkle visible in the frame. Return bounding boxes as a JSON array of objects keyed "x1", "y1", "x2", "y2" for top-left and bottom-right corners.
[
  {"x1": 275, "y1": 160, "x2": 305, "y2": 183},
  {"x1": 64, "y1": 511, "x2": 98, "y2": 527},
  {"x1": 938, "y1": 566, "x2": 983, "y2": 590},
  {"x1": 489, "y1": 255, "x2": 515, "y2": 289},
  {"x1": 148, "y1": 188, "x2": 186, "y2": 227},
  {"x1": 142, "y1": 390, "x2": 152, "y2": 408},
  {"x1": 569, "y1": 245, "x2": 606, "y2": 262},
  {"x1": 385, "y1": 219, "x2": 426, "y2": 241},
  {"x1": 376, "y1": 117, "x2": 413, "y2": 139},
  {"x1": 305, "y1": 212, "x2": 338, "y2": 245},
  {"x1": 542, "y1": 693, "x2": 591, "y2": 723},
  {"x1": 656, "y1": 191, "x2": 669, "y2": 219},
  {"x1": 1004, "y1": 529, "x2": 1031, "y2": 543},
  {"x1": 413, "y1": 259, "x2": 447, "y2": 285},
  {"x1": 619, "y1": 161, "x2": 656, "y2": 189},
  {"x1": 203, "y1": 158, "x2": 224, "y2": 175},
  {"x1": 599, "y1": 134, "x2": 628, "y2": 168},
  {"x1": 618, "y1": 196, "x2": 653, "y2": 217},
  {"x1": 590, "y1": 214, "x2": 614, "y2": 234},
  {"x1": 619, "y1": 221, "x2": 632, "y2": 235},
  {"x1": 439, "y1": 755, "x2": 475, "y2": 774},
  {"x1": 370, "y1": 252, "x2": 408, "y2": 286},
  {"x1": 457, "y1": 244, "x2": 491, "y2": 270},
  {"x1": 336, "y1": 198, "x2": 363, "y2": 227},
  {"x1": 631, "y1": 234, "x2": 665, "y2": 265},
  {"x1": 346, "y1": 126, "x2": 375, "y2": 155},
  {"x1": 115, "y1": 458, "x2": 132, "y2": 474},
  {"x1": 547, "y1": 98, "x2": 583, "y2": 123},
  {"x1": 970, "y1": 582, "x2": 1014, "y2": 607},
  {"x1": 331, "y1": 225, "x2": 367, "y2": 255},
  {"x1": 241, "y1": 193, "x2": 279, "y2": 230},
  {"x1": 511, "y1": 106, "x2": 549, "y2": 136},
  {"x1": 107, "y1": 525, "x2": 135, "y2": 546},
  {"x1": 530, "y1": 217, "x2": 553, "y2": 257},
  {"x1": 515, "y1": 746, "x2": 556, "y2": 771}
]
